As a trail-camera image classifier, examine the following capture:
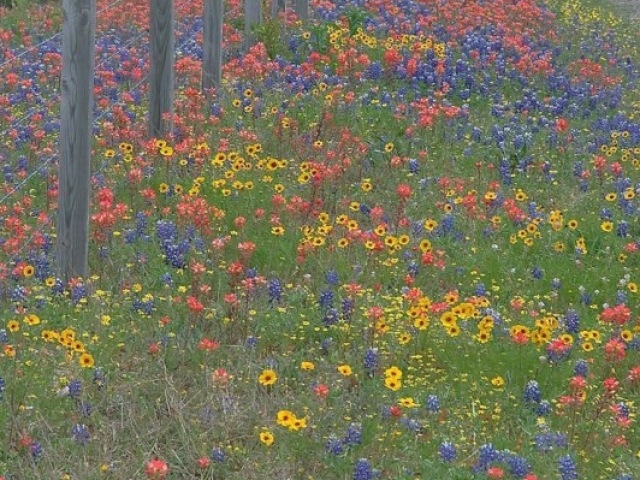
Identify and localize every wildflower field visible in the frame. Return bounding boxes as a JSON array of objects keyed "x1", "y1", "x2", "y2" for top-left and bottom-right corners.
[{"x1": 0, "y1": 0, "x2": 639, "y2": 478}]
